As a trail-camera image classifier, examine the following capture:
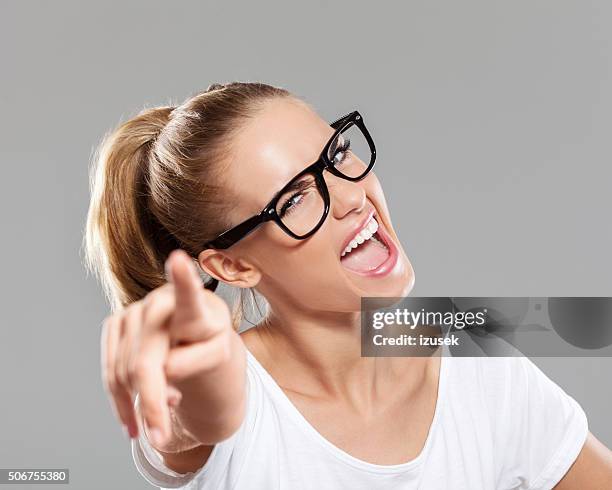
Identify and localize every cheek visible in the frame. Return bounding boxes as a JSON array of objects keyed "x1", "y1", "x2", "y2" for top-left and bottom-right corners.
[
  {"x1": 246, "y1": 223, "x2": 321, "y2": 273},
  {"x1": 245, "y1": 219, "x2": 372, "y2": 312},
  {"x1": 253, "y1": 222, "x2": 341, "y2": 284}
]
